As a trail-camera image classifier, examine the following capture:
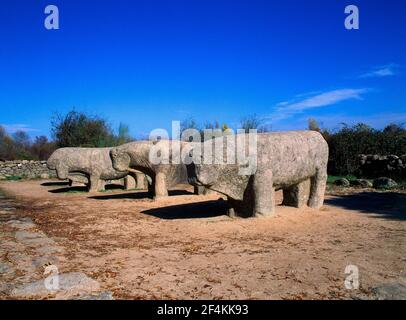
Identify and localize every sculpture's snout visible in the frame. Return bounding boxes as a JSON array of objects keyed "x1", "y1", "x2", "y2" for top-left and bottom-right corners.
[
  {"x1": 186, "y1": 163, "x2": 200, "y2": 186},
  {"x1": 109, "y1": 149, "x2": 118, "y2": 161},
  {"x1": 110, "y1": 149, "x2": 131, "y2": 172}
]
